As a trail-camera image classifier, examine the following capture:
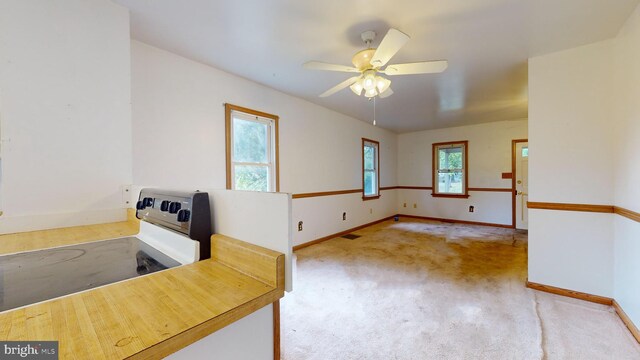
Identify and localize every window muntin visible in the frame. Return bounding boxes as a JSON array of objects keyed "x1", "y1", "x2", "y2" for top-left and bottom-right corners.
[
  {"x1": 362, "y1": 139, "x2": 380, "y2": 199},
  {"x1": 432, "y1": 141, "x2": 468, "y2": 197},
  {"x1": 225, "y1": 104, "x2": 279, "y2": 192}
]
